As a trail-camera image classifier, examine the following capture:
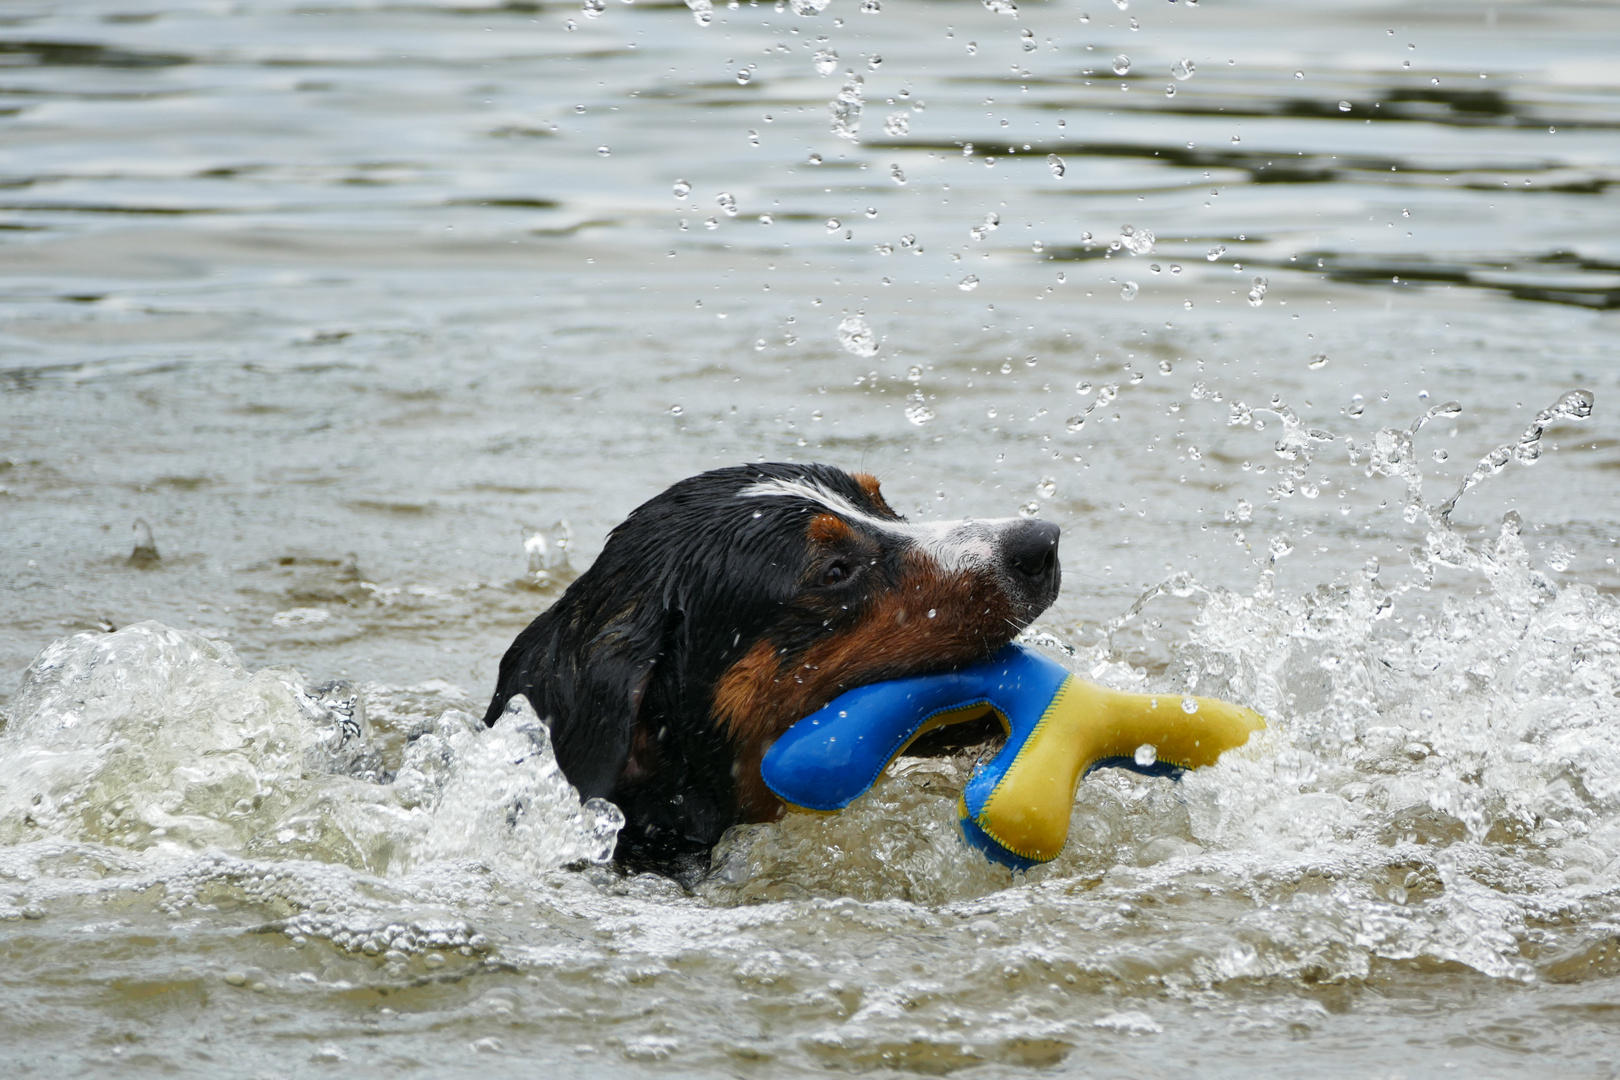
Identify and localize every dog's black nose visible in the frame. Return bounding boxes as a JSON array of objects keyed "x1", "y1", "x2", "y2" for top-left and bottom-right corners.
[{"x1": 1002, "y1": 518, "x2": 1061, "y2": 585}]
